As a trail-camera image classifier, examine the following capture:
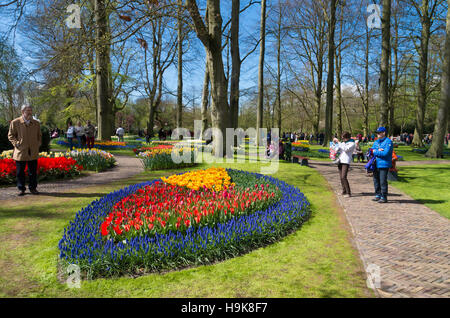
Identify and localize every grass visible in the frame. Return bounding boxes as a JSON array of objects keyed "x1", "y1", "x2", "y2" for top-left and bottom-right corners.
[
  {"x1": 390, "y1": 164, "x2": 450, "y2": 219},
  {"x1": 0, "y1": 159, "x2": 373, "y2": 298}
]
